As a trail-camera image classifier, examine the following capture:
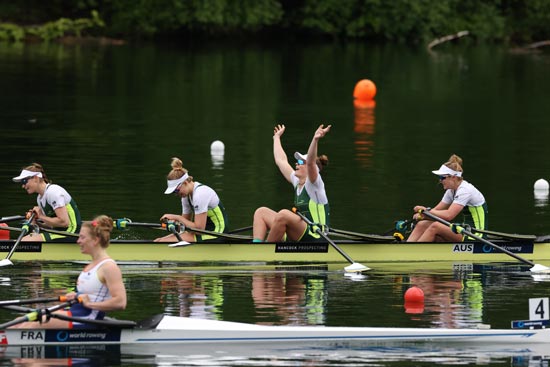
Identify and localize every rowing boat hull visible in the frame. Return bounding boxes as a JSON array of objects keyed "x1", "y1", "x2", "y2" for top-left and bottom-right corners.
[
  {"x1": 1, "y1": 239, "x2": 550, "y2": 263},
  {"x1": 1, "y1": 315, "x2": 549, "y2": 346}
]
